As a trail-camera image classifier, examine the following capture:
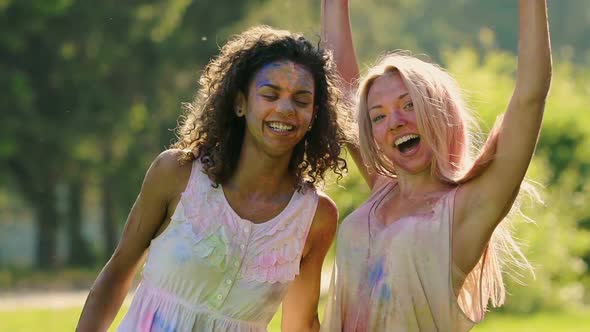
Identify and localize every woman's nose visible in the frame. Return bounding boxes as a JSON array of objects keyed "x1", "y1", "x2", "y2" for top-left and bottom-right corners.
[
  {"x1": 388, "y1": 110, "x2": 406, "y2": 130},
  {"x1": 276, "y1": 98, "x2": 295, "y2": 116}
]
